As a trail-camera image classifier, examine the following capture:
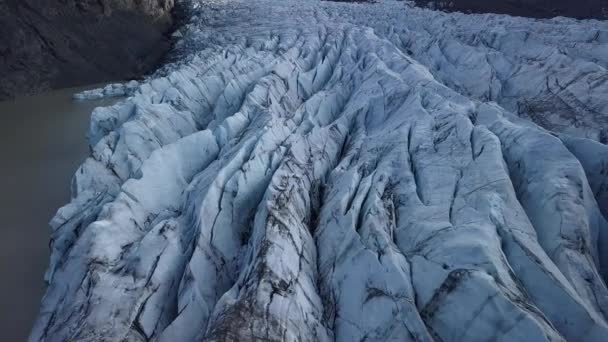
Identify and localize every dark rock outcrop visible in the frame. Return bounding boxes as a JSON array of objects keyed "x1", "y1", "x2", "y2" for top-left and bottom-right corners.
[
  {"x1": 0, "y1": 0, "x2": 175, "y2": 100},
  {"x1": 414, "y1": 0, "x2": 608, "y2": 19}
]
